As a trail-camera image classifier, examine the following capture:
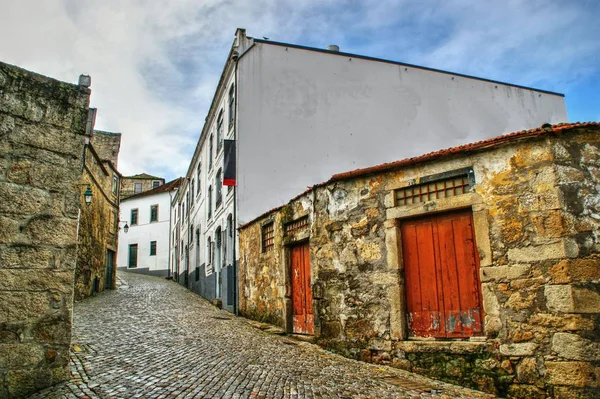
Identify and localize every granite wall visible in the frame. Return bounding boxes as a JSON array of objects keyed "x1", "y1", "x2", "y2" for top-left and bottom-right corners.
[{"x1": 0, "y1": 61, "x2": 90, "y2": 398}]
